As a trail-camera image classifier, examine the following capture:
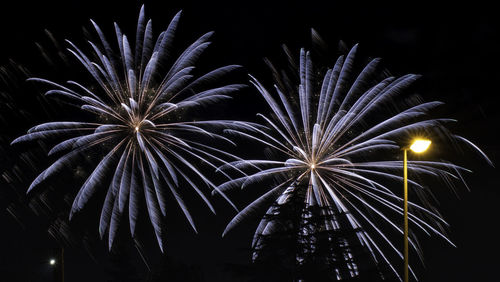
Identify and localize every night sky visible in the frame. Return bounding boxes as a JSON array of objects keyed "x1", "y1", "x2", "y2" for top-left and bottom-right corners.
[{"x1": 1, "y1": 1, "x2": 499, "y2": 281}]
